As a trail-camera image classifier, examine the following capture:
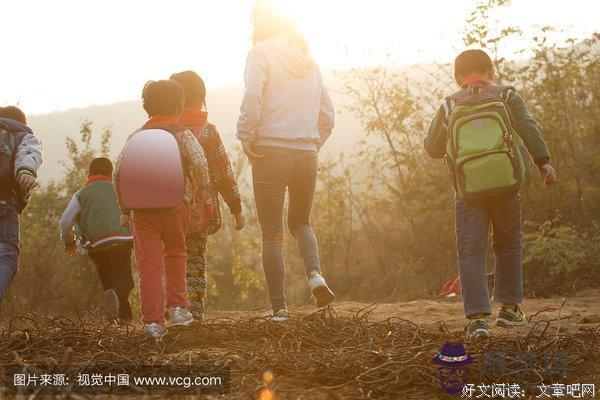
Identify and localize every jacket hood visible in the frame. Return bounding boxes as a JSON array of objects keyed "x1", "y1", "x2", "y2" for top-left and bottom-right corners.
[
  {"x1": 0, "y1": 118, "x2": 33, "y2": 135},
  {"x1": 261, "y1": 34, "x2": 315, "y2": 77}
]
